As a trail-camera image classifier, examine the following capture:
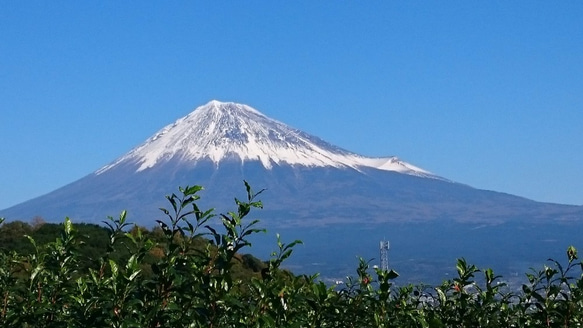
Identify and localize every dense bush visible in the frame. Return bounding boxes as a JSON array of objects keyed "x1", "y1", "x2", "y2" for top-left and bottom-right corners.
[
  {"x1": 0, "y1": 182, "x2": 582, "y2": 327},
  {"x1": 0, "y1": 218, "x2": 266, "y2": 282}
]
